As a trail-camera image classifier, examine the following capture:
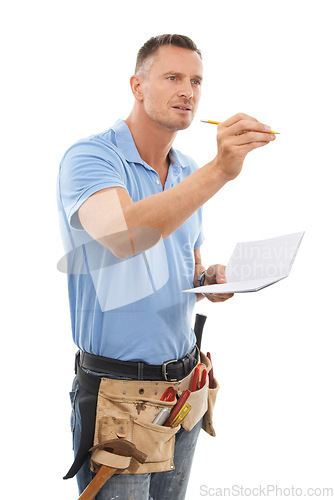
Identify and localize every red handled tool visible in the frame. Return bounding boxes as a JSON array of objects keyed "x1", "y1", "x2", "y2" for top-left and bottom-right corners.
[
  {"x1": 160, "y1": 386, "x2": 177, "y2": 402},
  {"x1": 199, "y1": 369, "x2": 207, "y2": 389},
  {"x1": 163, "y1": 390, "x2": 191, "y2": 427},
  {"x1": 197, "y1": 363, "x2": 205, "y2": 376},
  {"x1": 191, "y1": 366, "x2": 200, "y2": 392}
]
